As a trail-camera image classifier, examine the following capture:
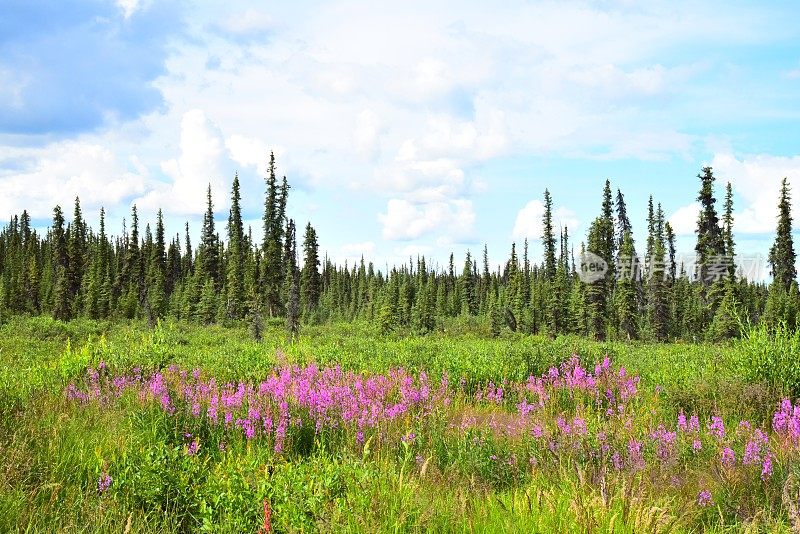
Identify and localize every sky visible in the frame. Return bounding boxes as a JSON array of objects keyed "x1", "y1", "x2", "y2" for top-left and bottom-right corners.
[{"x1": 1, "y1": 0, "x2": 800, "y2": 278}]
